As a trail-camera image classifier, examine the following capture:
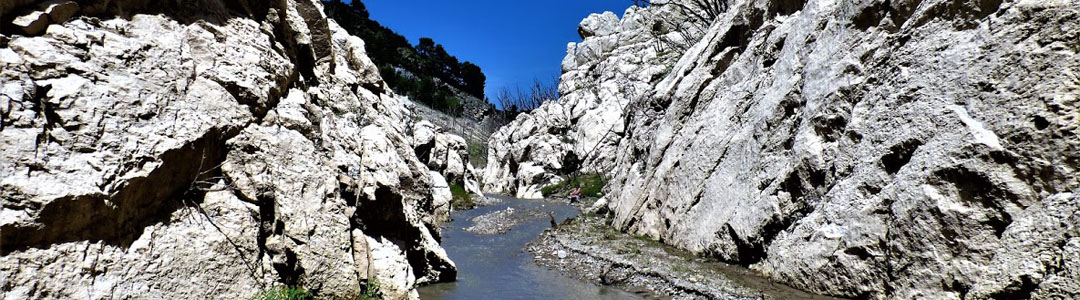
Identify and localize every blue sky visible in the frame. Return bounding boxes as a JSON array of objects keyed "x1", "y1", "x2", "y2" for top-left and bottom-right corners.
[{"x1": 343, "y1": 0, "x2": 631, "y2": 102}]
